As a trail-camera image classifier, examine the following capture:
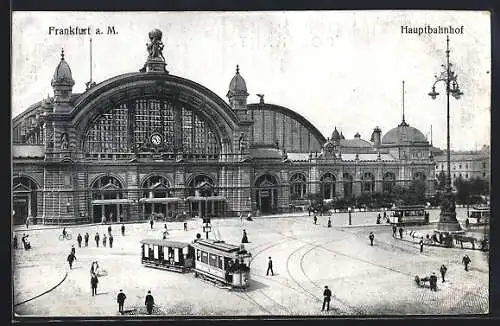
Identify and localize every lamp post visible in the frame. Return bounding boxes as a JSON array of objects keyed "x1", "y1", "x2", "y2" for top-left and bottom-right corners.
[
  {"x1": 428, "y1": 36, "x2": 464, "y2": 235},
  {"x1": 348, "y1": 206, "x2": 352, "y2": 225}
]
